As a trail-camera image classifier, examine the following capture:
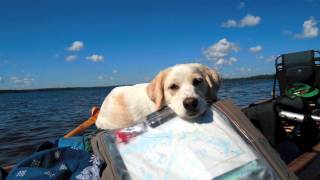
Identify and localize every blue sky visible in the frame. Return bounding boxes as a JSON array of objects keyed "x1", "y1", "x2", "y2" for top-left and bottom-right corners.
[{"x1": 0, "y1": 0, "x2": 319, "y2": 89}]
